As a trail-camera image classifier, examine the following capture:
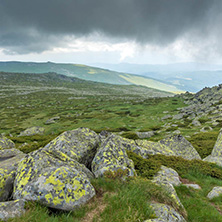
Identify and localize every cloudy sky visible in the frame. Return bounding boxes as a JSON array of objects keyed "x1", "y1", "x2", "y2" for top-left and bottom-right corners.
[{"x1": 1, "y1": 0, "x2": 222, "y2": 64}]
